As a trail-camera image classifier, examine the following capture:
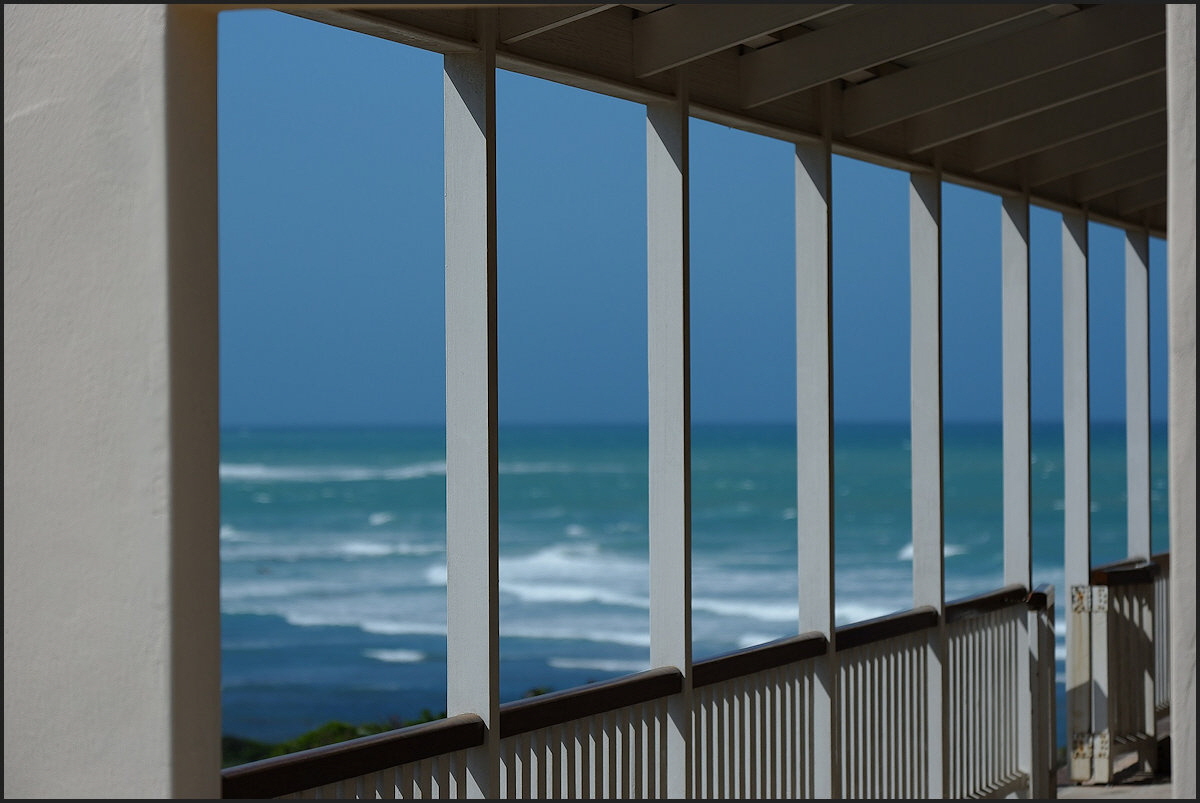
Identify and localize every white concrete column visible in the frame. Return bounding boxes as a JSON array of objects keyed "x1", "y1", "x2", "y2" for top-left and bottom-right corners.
[
  {"x1": 909, "y1": 169, "x2": 948, "y2": 797},
  {"x1": 1166, "y1": 4, "x2": 1197, "y2": 799},
  {"x1": 795, "y1": 132, "x2": 837, "y2": 798},
  {"x1": 647, "y1": 71, "x2": 693, "y2": 799},
  {"x1": 443, "y1": 11, "x2": 499, "y2": 797},
  {"x1": 1001, "y1": 193, "x2": 1040, "y2": 794},
  {"x1": 1002, "y1": 193, "x2": 1033, "y2": 589},
  {"x1": 1125, "y1": 229, "x2": 1152, "y2": 562},
  {"x1": 3, "y1": 5, "x2": 221, "y2": 797},
  {"x1": 1062, "y1": 208, "x2": 1094, "y2": 781}
]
